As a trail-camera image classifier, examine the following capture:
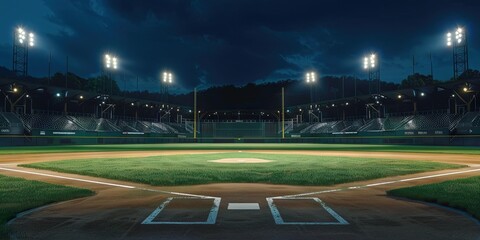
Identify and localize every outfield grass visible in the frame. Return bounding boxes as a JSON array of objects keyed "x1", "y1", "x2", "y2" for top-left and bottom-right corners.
[
  {"x1": 1, "y1": 143, "x2": 480, "y2": 155},
  {"x1": 22, "y1": 152, "x2": 463, "y2": 186},
  {"x1": 388, "y1": 176, "x2": 480, "y2": 220},
  {"x1": 0, "y1": 175, "x2": 93, "y2": 239}
]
